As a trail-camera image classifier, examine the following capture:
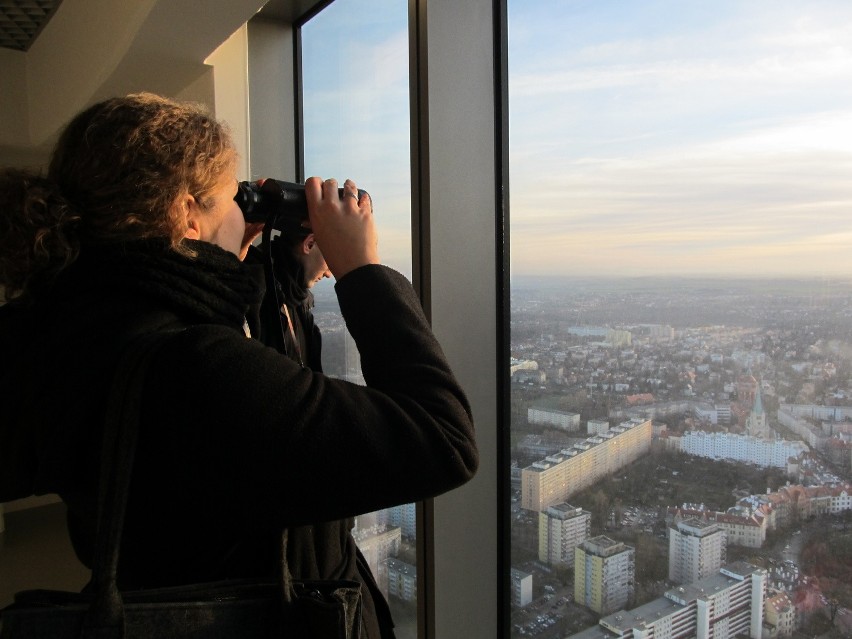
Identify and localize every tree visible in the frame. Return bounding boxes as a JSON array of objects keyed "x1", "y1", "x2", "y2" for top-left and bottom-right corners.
[{"x1": 592, "y1": 490, "x2": 610, "y2": 532}]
